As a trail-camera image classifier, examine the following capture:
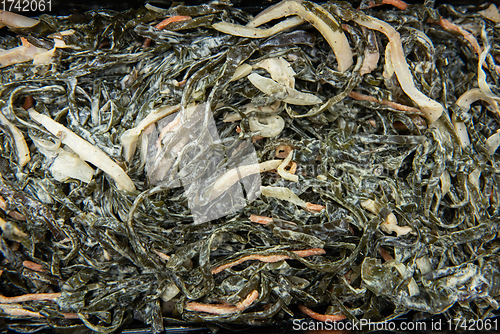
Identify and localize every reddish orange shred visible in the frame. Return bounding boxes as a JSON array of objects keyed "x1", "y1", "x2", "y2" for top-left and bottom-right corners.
[
  {"x1": 349, "y1": 91, "x2": 422, "y2": 113},
  {"x1": 22, "y1": 261, "x2": 47, "y2": 273},
  {"x1": 249, "y1": 214, "x2": 273, "y2": 225},
  {"x1": 367, "y1": 0, "x2": 408, "y2": 10},
  {"x1": 143, "y1": 16, "x2": 192, "y2": 47},
  {"x1": 212, "y1": 248, "x2": 325, "y2": 274},
  {"x1": 306, "y1": 202, "x2": 326, "y2": 212},
  {"x1": 153, "y1": 249, "x2": 170, "y2": 261},
  {"x1": 298, "y1": 304, "x2": 346, "y2": 322},
  {"x1": 433, "y1": 18, "x2": 482, "y2": 56},
  {"x1": 185, "y1": 290, "x2": 259, "y2": 314}
]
